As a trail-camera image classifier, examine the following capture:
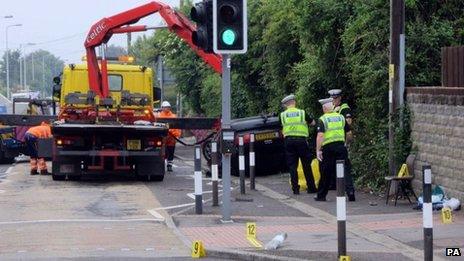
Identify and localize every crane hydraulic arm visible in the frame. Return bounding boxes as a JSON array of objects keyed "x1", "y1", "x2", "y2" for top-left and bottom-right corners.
[{"x1": 84, "y1": 1, "x2": 222, "y2": 98}]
